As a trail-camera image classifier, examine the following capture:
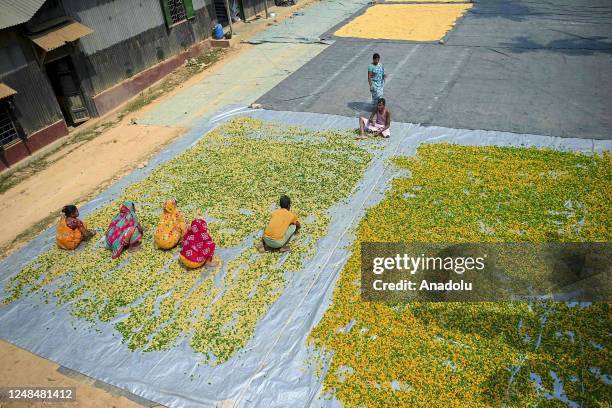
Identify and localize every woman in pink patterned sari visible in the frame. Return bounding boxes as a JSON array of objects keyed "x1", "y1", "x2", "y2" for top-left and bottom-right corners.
[{"x1": 105, "y1": 201, "x2": 144, "y2": 259}]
